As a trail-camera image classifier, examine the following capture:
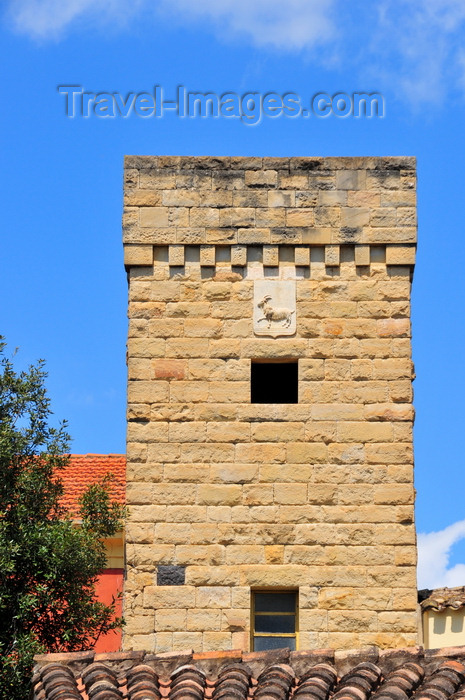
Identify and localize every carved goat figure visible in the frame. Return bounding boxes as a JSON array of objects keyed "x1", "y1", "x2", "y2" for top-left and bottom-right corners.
[{"x1": 257, "y1": 295, "x2": 295, "y2": 328}]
